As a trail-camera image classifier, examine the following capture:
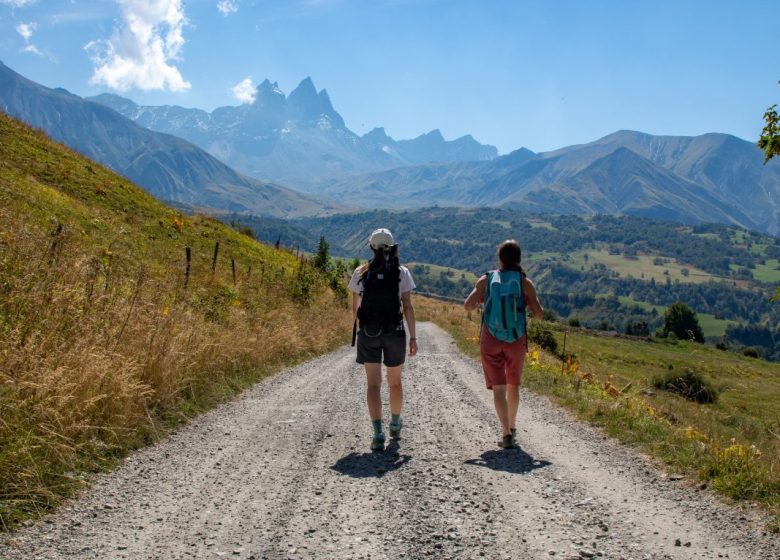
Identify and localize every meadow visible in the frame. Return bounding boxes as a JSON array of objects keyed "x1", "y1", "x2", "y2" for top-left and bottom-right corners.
[
  {"x1": 415, "y1": 296, "x2": 780, "y2": 531},
  {"x1": 0, "y1": 114, "x2": 352, "y2": 529}
]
